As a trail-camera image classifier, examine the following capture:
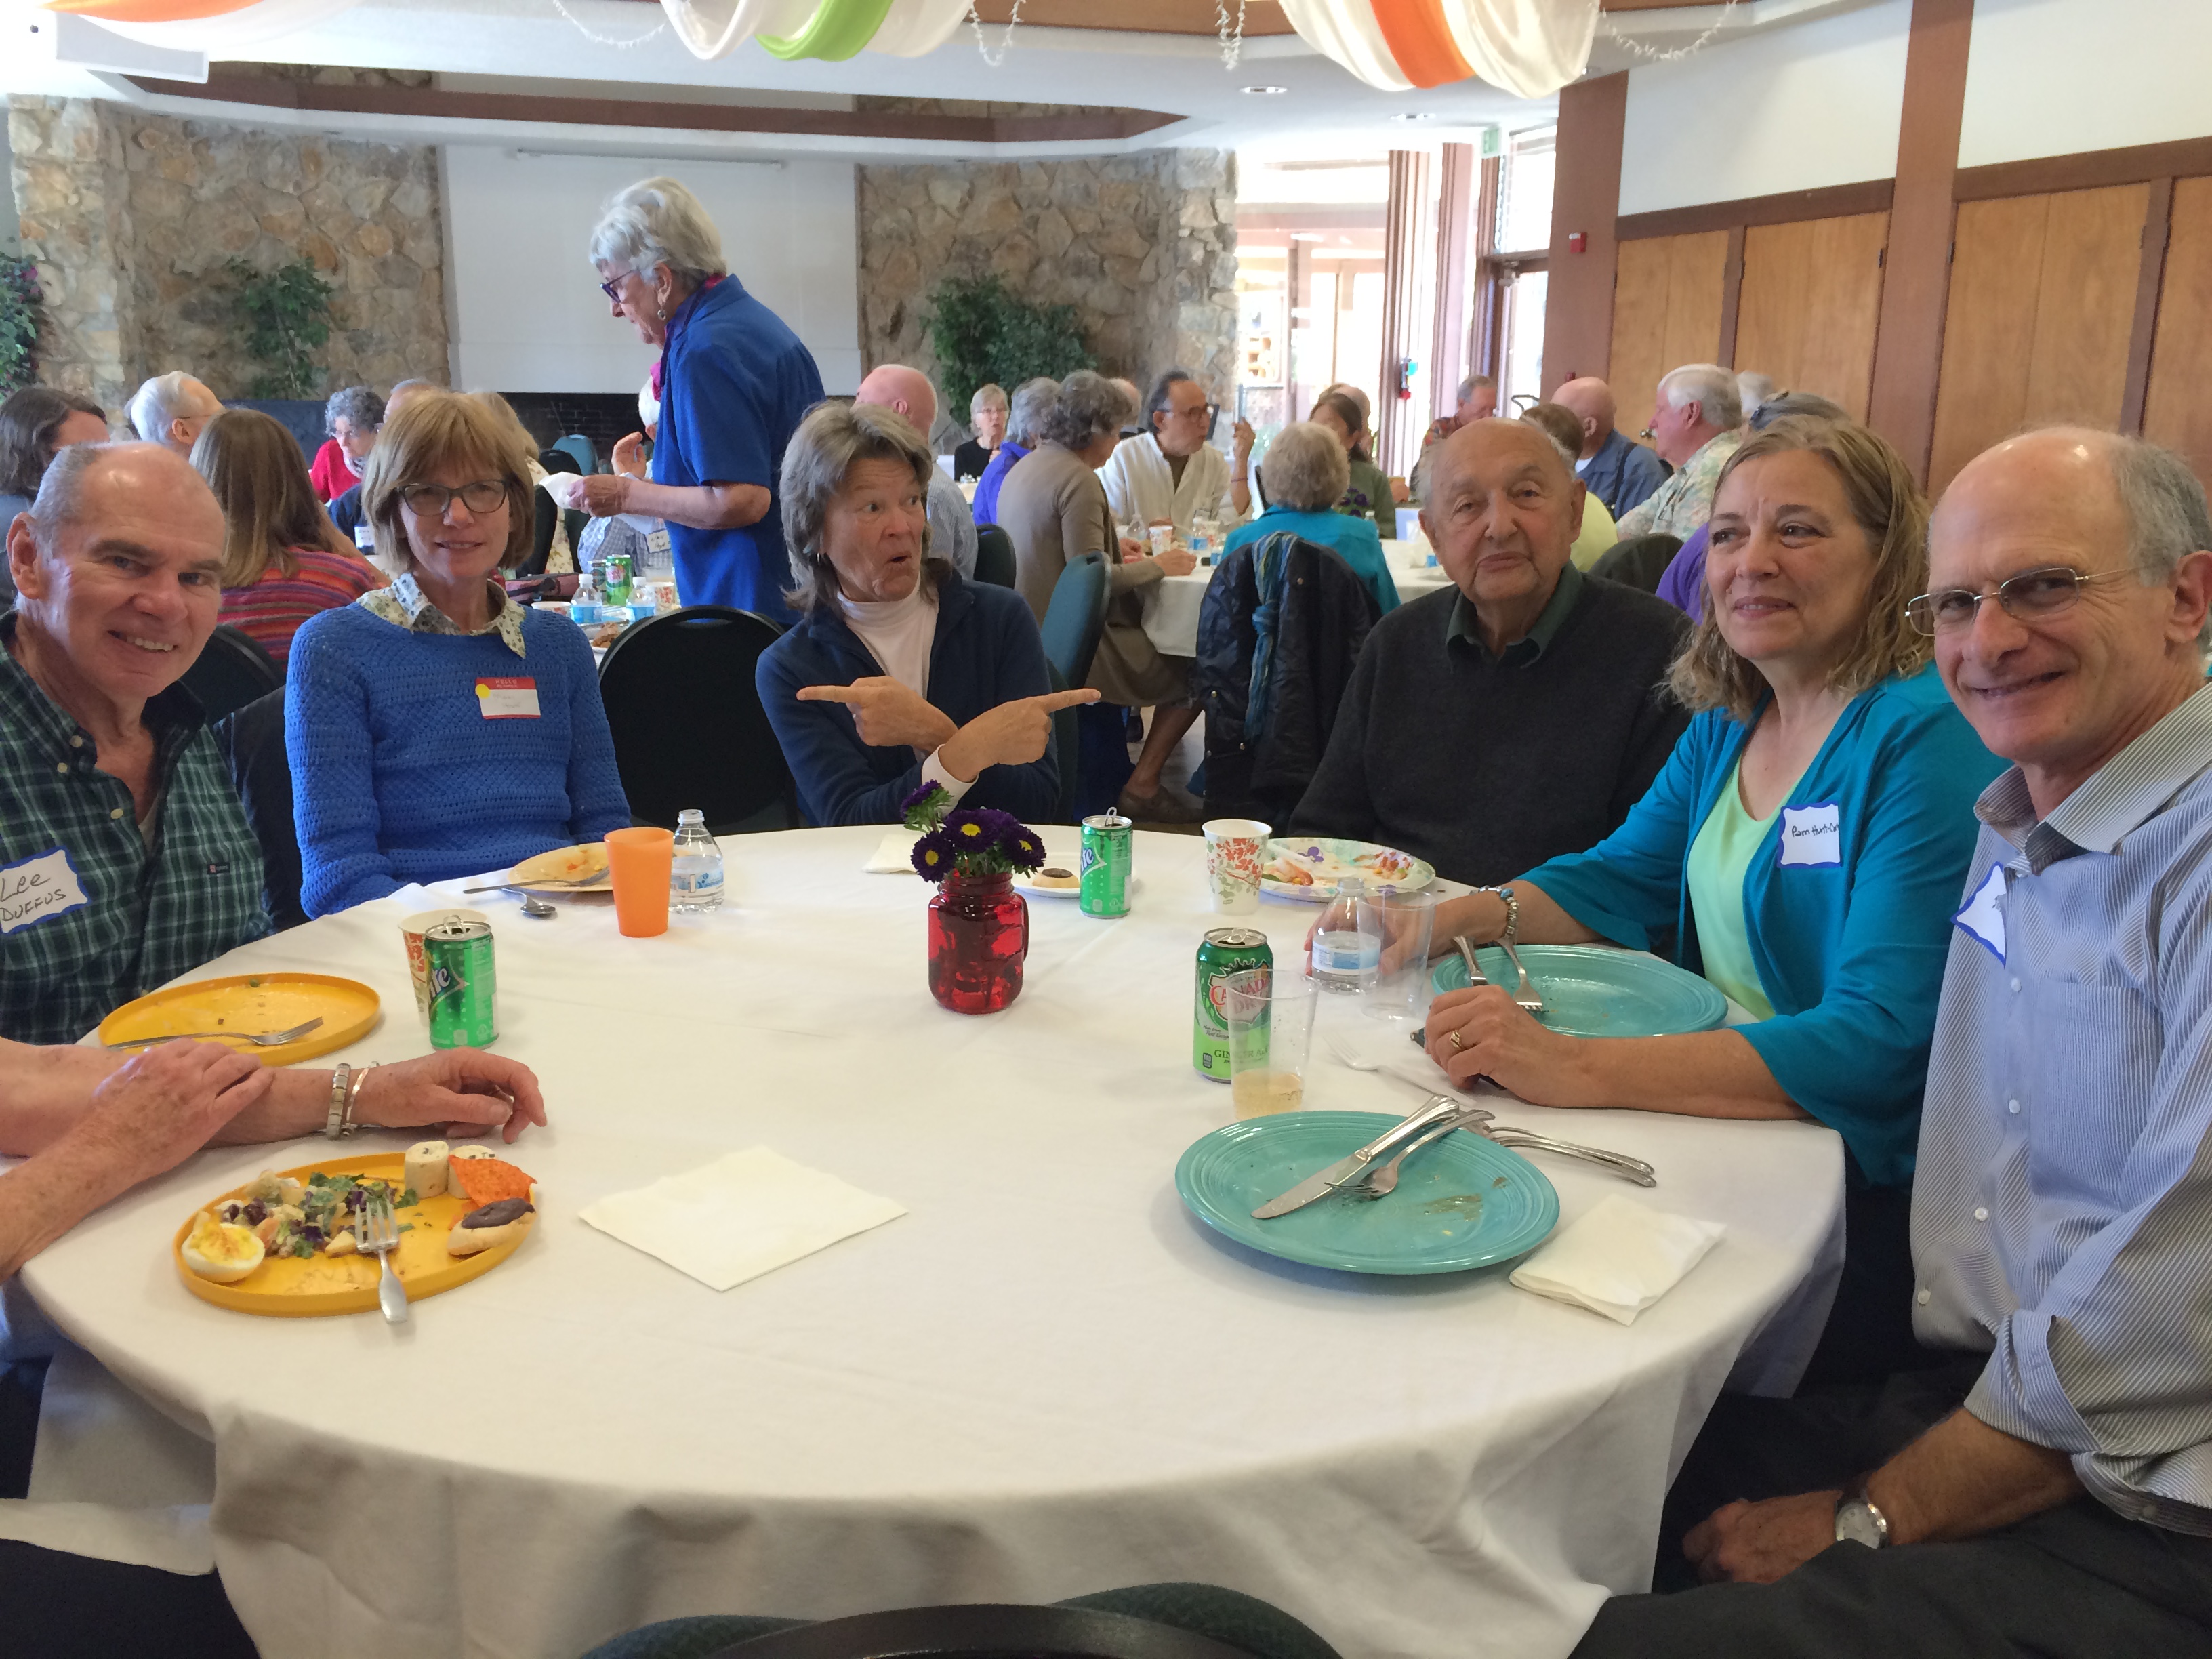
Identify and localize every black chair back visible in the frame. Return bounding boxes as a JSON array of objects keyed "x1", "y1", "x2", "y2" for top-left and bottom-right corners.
[
  {"x1": 704, "y1": 1605, "x2": 1262, "y2": 1659},
  {"x1": 1587, "y1": 532, "x2": 1683, "y2": 595},
  {"x1": 598, "y1": 605, "x2": 799, "y2": 834},
  {"x1": 1038, "y1": 551, "x2": 1109, "y2": 691},
  {"x1": 972, "y1": 524, "x2": 1017, "y2": 589},
  {"x1": 180, "y1": 625, "x2": 283, "y2": 724},
  {"x1": 212, "y1": 689, "x2": 305, "y2": 931}
]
